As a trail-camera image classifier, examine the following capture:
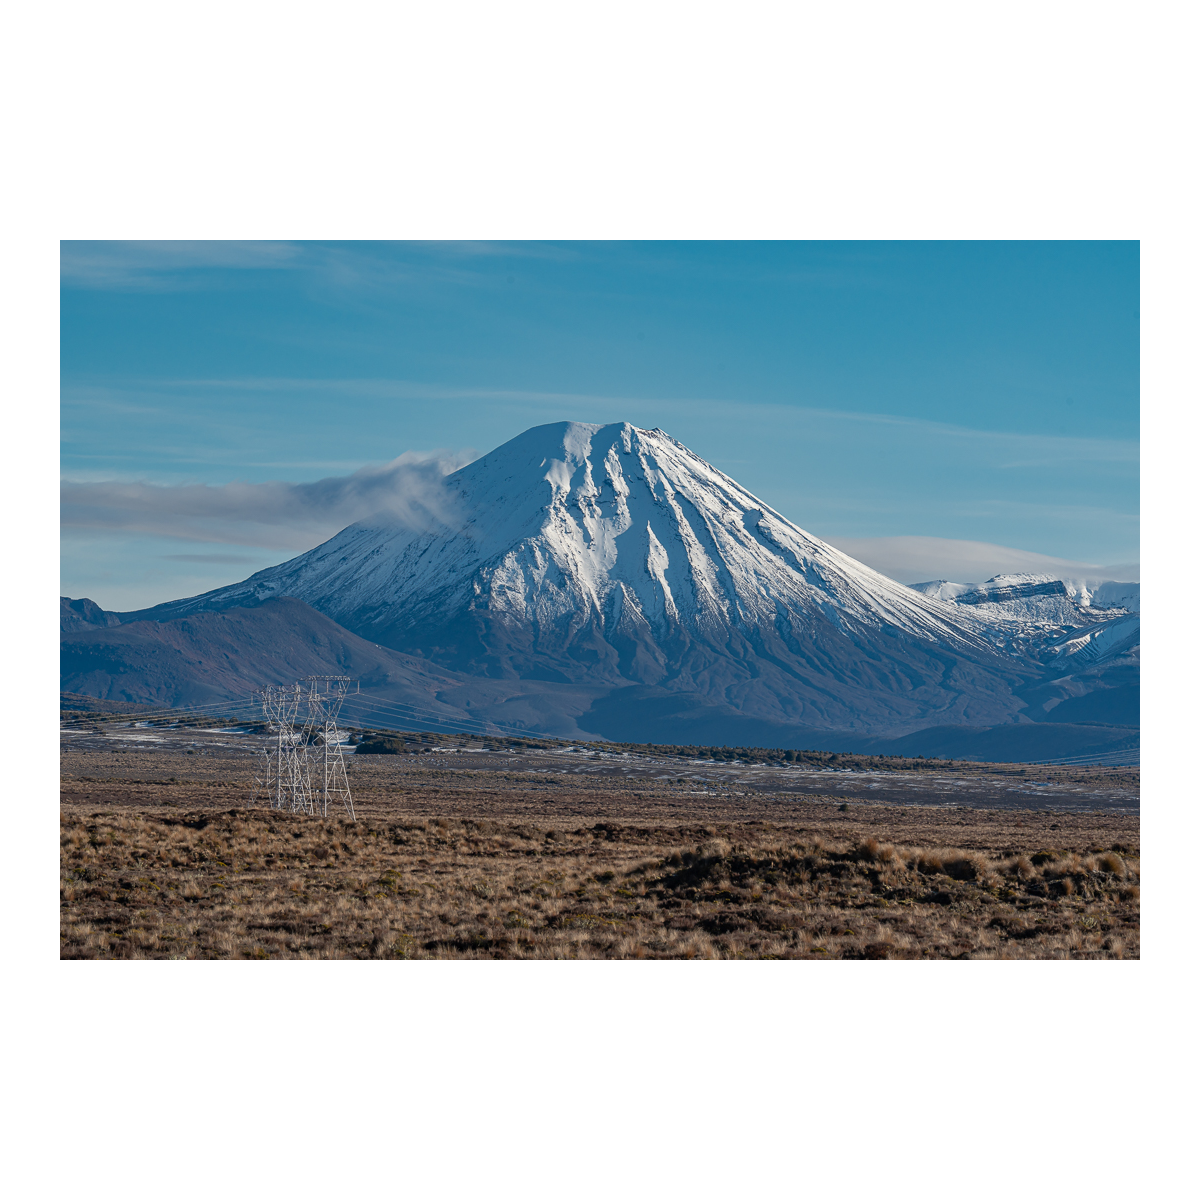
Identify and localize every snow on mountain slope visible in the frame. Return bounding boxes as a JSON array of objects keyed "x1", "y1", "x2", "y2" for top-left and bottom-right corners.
[
  {"x1": 910, "y1": 574, "x2": 1072, "y2": 621},
  {"x1": 121, "y1": 422, "x2": 1070, "y2": 735},
  {"x1": 950, "y1": 575, "x2": 1085, "y2": 626},
  {"x1": 1088, "y1": 581, "x2": 1140, "y2": 612},
  {"x1": 1041, "y1": 613, "x2": 1141, "y2": 667},
  {"x1": 909, "y1": 580, "x2": 977, "y2": 603}
]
